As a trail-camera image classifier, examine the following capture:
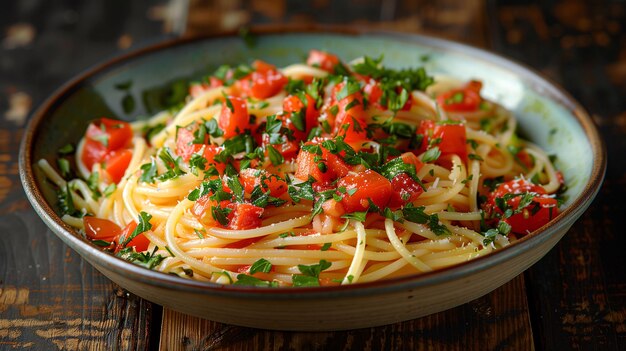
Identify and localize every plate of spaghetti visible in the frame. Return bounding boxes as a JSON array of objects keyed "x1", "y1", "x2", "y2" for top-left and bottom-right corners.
[{"x1": 20, "y1": 27, "x2": 605, "y2": 330}]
